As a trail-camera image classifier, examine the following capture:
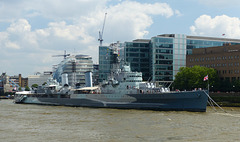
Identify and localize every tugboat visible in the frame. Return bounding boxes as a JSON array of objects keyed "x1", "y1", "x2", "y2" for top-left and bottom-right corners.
[{"x1": 15, "y1": 56, "x2": 208, "y2": 112}]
